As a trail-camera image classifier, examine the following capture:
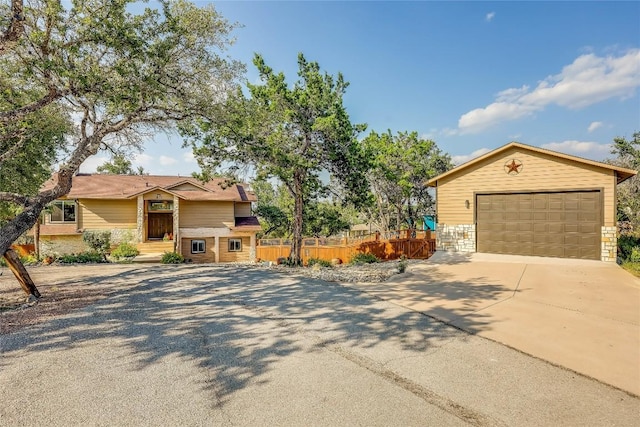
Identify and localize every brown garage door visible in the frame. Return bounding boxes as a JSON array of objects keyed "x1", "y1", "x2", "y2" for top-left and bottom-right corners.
[{"x1": 476, "y1": 191, "x2": 601, "y2": 260}]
